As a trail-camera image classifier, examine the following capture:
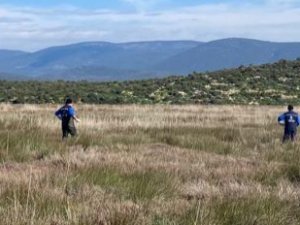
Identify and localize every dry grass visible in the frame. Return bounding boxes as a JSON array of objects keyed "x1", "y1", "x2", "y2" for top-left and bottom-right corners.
[{"x1": 0, "y1": 104, "x2": 300, "y2": 225}]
